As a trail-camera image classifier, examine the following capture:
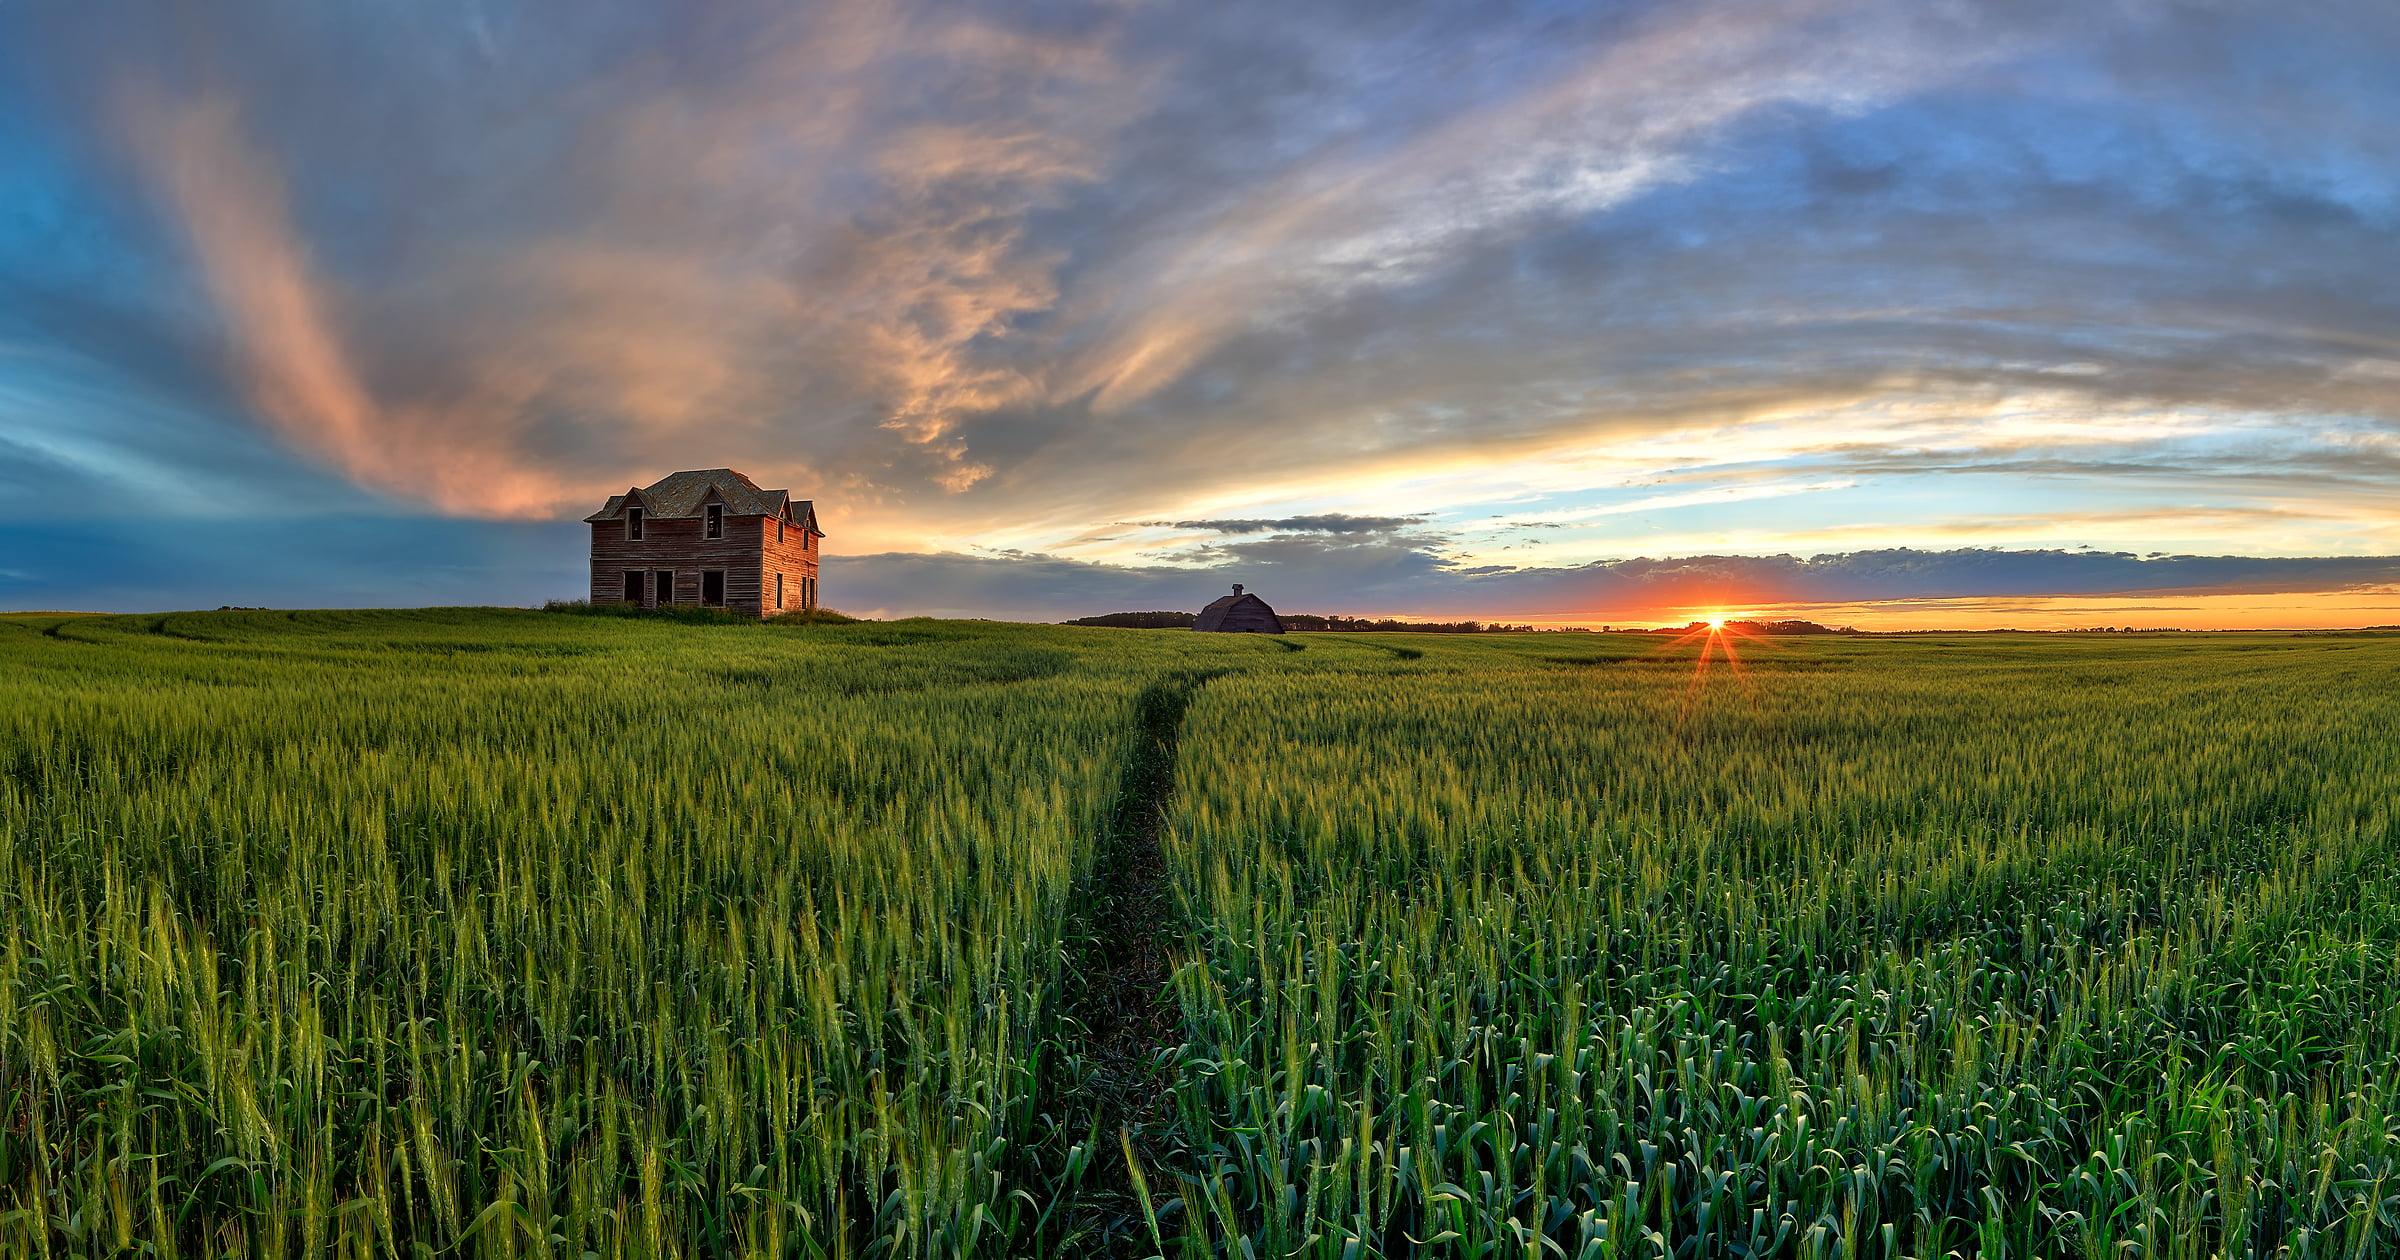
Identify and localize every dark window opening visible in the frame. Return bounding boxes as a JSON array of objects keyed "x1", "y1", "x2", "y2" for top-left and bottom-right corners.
[
  {"x1": 622, "y1": 570, "x2": 642, "y2": 603},
  {"x1": 656, "y1": 571, "x2": 675, "y2": 604},
  {"x1": 805, "y1": 576, "x2": 816, "y2": 609},
  {"x1": 701, "y1": 570, "x2": 726, "y2": 606},
  {"x1": 776, "y1": 572, "x2": 785, "y2": 609},
  {"x1": 705, "y1": 504, "x2": 724, "y2": 539},
  {"x1": 777, "y1": 520, "x2": 785, "y2": 544},
  {"x1": 626, "y1": 507, "x2": 644, "y2": 541}
]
